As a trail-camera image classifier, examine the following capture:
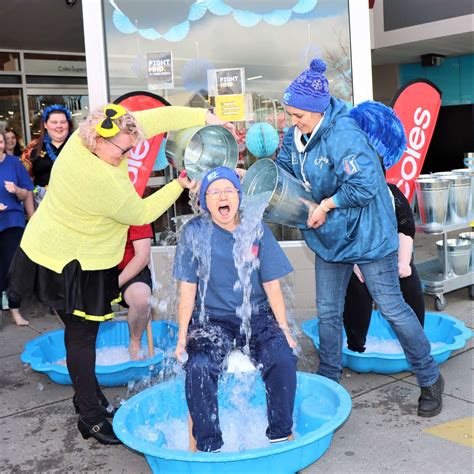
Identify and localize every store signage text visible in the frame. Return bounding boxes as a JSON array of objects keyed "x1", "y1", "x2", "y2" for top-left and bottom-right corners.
[
  {"x1": 396, "y1": 107, "x2": 431, "y2": 196},
  {"x1": 128, "y1": 141, "x2": 151, "y2": 184},
  {"x1": 387, "y1": 80, "x2": 442, "y2": 203}
]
